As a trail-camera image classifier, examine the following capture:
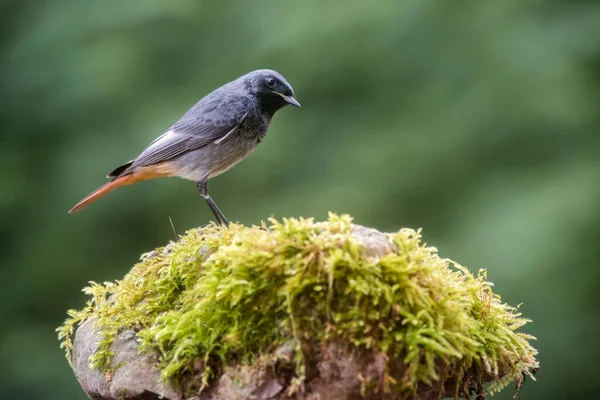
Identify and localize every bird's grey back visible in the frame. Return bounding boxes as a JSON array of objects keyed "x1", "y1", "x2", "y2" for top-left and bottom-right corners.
[{"x1": 181, "y1": 76, "x2": 254, "y2": 121}]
